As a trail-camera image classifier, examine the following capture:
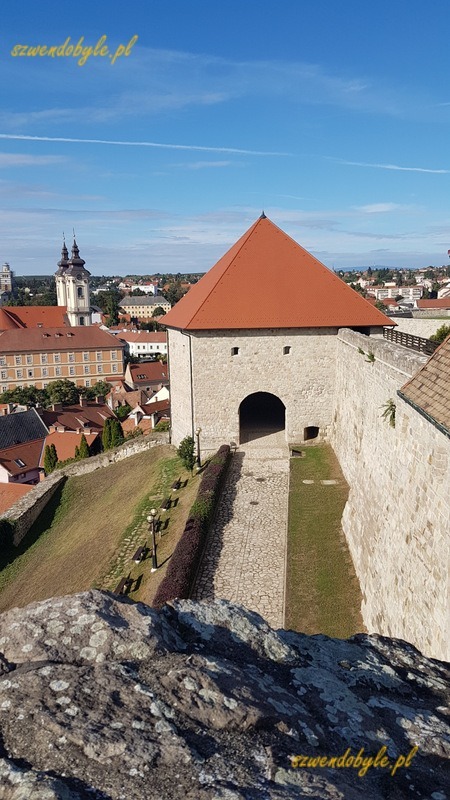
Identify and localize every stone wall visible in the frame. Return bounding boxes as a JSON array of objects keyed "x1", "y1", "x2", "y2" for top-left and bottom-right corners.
[
  {"x1": 394, "y1": 317, "x2": 445, "y2": 339},
  {"x1": 3, "y1": 432, "x2": 169, "y2": 546},
  {"x1": 331, "y1": 329, "x2": 449, "y2": 661},
  {"x1": 186, "y1": 328, "x2": 339, "y2": 451},
  {"x1": 167, "y1": 329, "x2": 194, "y2": 447}
]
